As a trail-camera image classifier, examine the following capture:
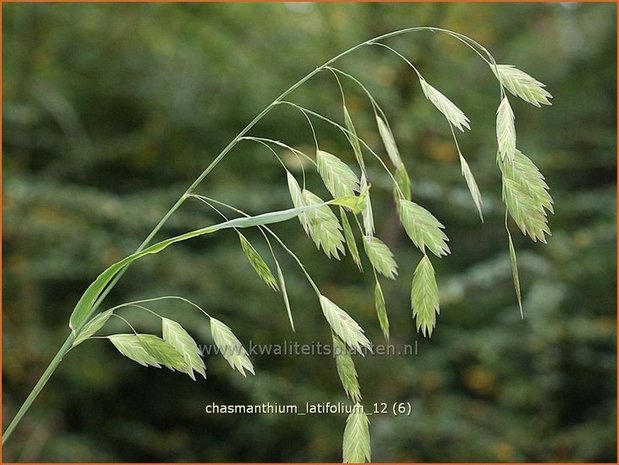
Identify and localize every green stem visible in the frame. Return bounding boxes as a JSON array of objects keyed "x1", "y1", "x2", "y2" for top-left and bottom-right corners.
[
  {"x1": 2, "y1": 26, "x2": 493, "y2": 444},
  {"x1": 3, "y1": 334, "x2": 76, "y2": 444}
]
